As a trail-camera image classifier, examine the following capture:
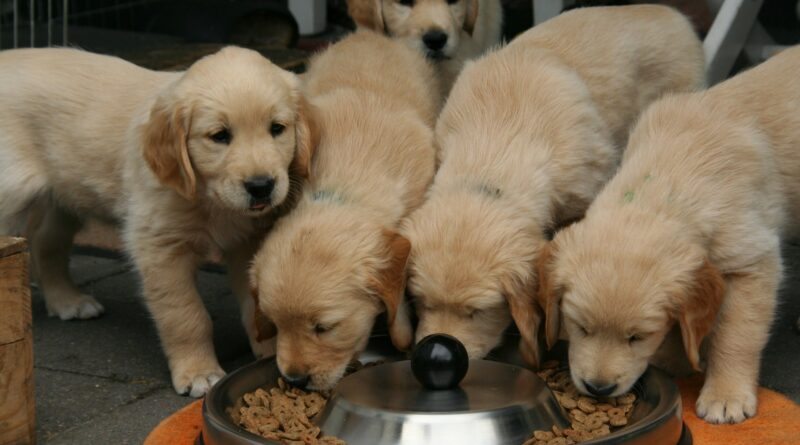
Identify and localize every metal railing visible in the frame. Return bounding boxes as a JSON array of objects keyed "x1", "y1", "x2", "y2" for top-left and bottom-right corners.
[{"x1": 0, "y1": 0, "x2": 166, "y2": 49}]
